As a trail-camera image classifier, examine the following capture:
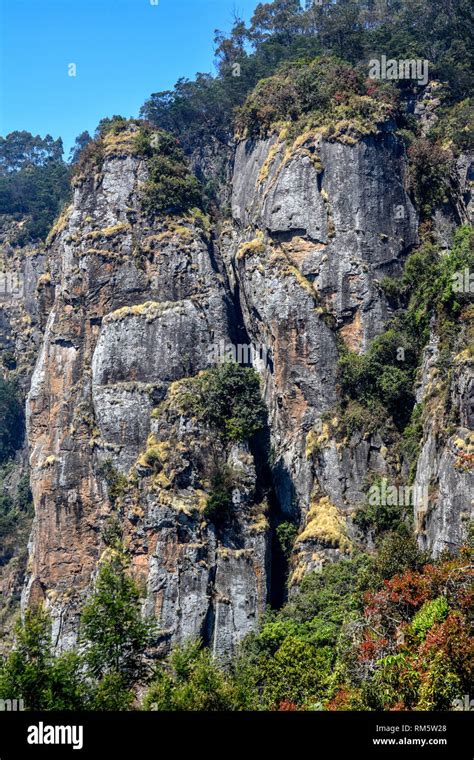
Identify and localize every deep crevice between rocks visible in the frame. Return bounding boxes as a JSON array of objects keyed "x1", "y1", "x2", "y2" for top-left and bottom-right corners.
[{"x1": 227, "y1": 275, "x2": 293, "y2": 611}]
